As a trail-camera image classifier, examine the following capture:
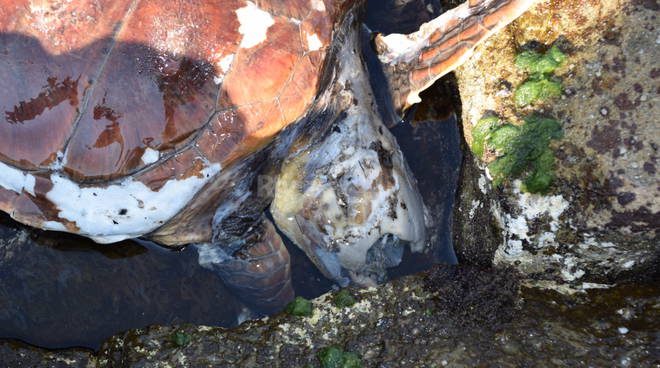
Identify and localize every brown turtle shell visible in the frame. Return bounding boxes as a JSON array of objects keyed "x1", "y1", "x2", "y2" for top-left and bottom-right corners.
[{"x1": 0, "y1": 0, "x2": 344, "y2": 239}]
